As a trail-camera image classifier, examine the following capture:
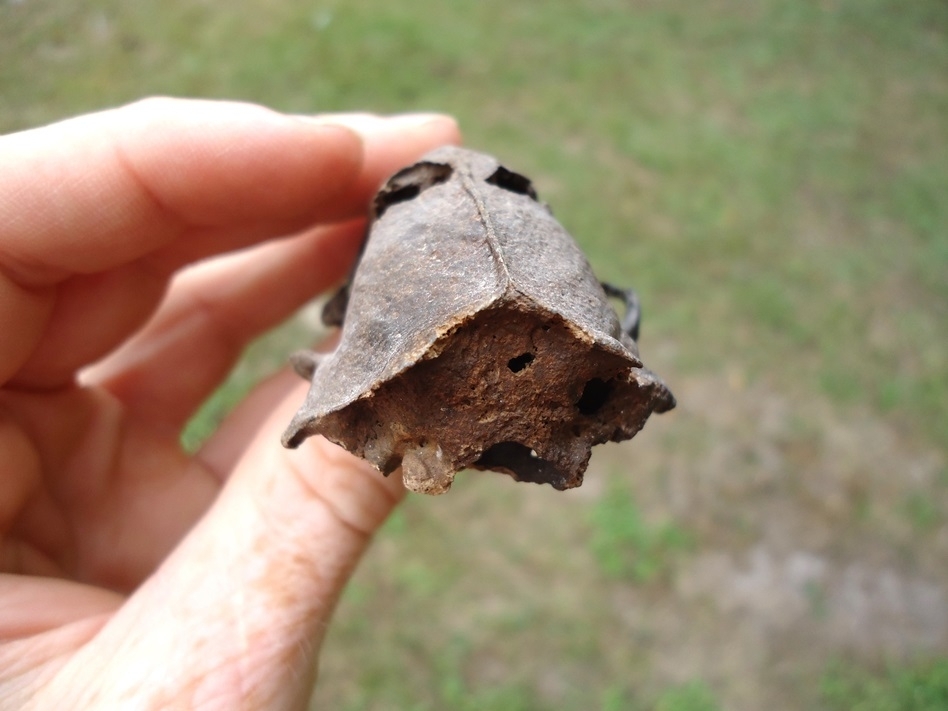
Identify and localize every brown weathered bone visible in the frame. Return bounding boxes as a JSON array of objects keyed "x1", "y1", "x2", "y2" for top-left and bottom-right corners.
[{"x1": 282, "y1": 146, "x2": 675, "y2": 494}]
